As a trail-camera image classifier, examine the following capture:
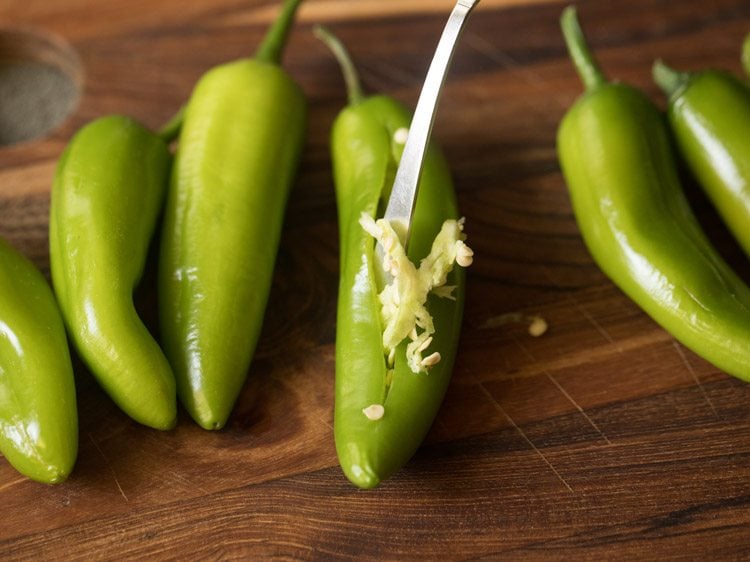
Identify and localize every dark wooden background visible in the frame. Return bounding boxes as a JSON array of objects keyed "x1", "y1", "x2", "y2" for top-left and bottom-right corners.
[{"x1": 2, "y1": 0, "x2": 750, "y2": 558}]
